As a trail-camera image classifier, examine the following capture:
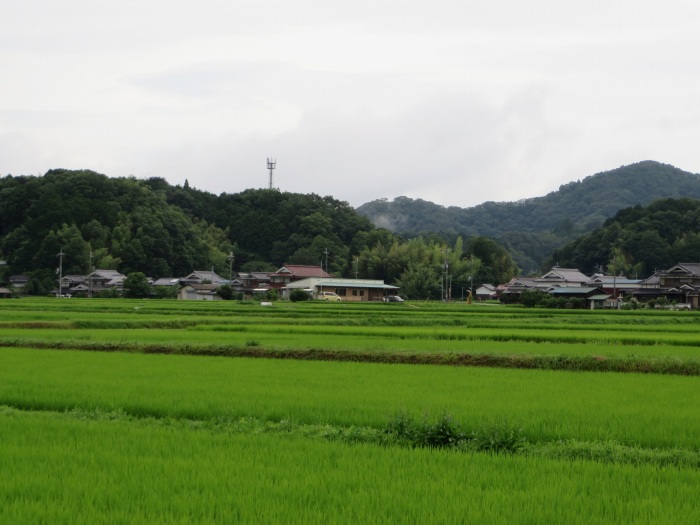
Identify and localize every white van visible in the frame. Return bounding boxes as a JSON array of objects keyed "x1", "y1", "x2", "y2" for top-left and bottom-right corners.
[{"x1": 317, "y1": 291, "x2": 341, "y2": 302}]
